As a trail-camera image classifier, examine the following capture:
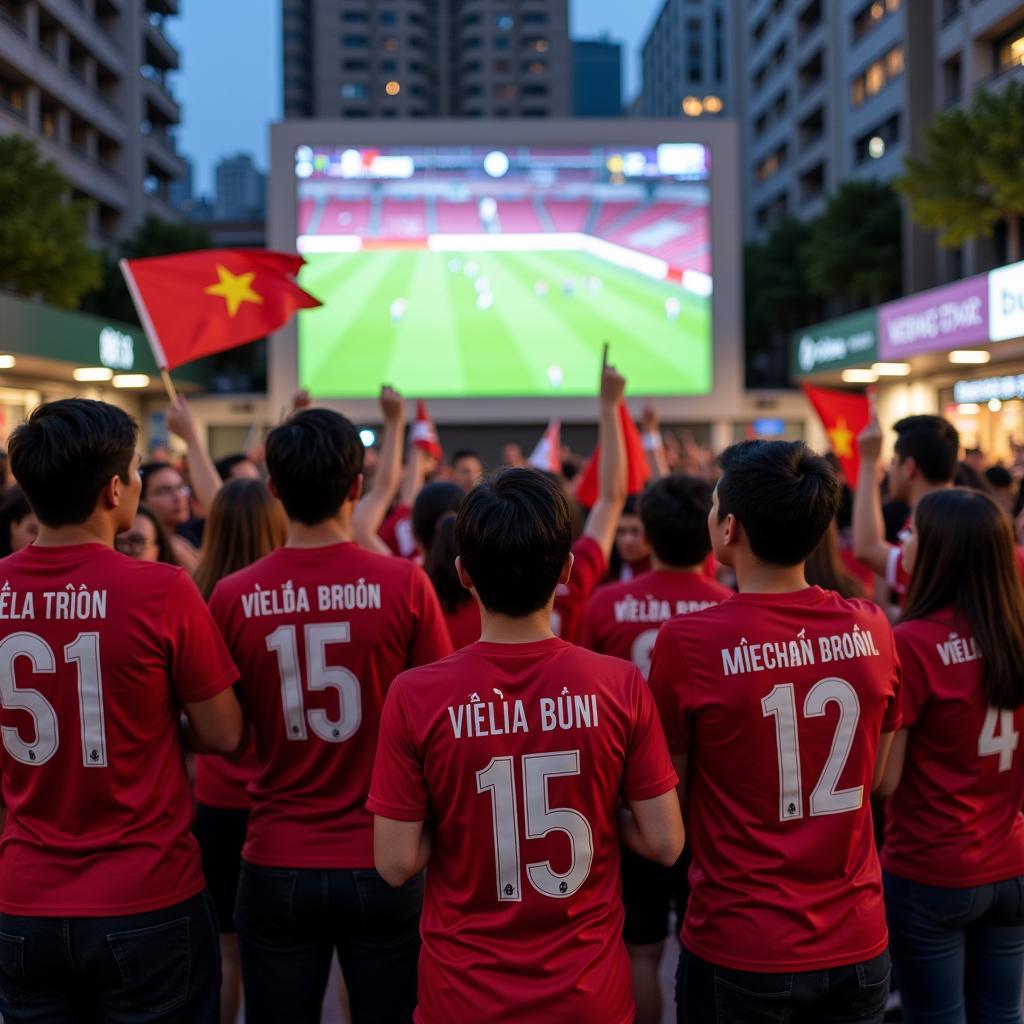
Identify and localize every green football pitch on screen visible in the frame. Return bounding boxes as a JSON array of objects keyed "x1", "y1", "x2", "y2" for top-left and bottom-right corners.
[{"x1": 297, "y1": 249, "x2": 712, "y2": 399}]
